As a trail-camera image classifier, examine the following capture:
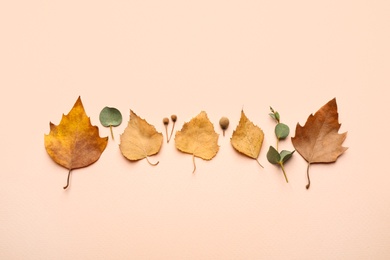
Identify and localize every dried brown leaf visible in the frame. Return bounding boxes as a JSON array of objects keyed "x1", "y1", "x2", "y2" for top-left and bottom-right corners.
[
  {"x1": 291, "y1": 98, "x2": 348, "y2": 189},
  {"x1": 44, "y1": 96, "x2": 108, "y2": 189}
]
